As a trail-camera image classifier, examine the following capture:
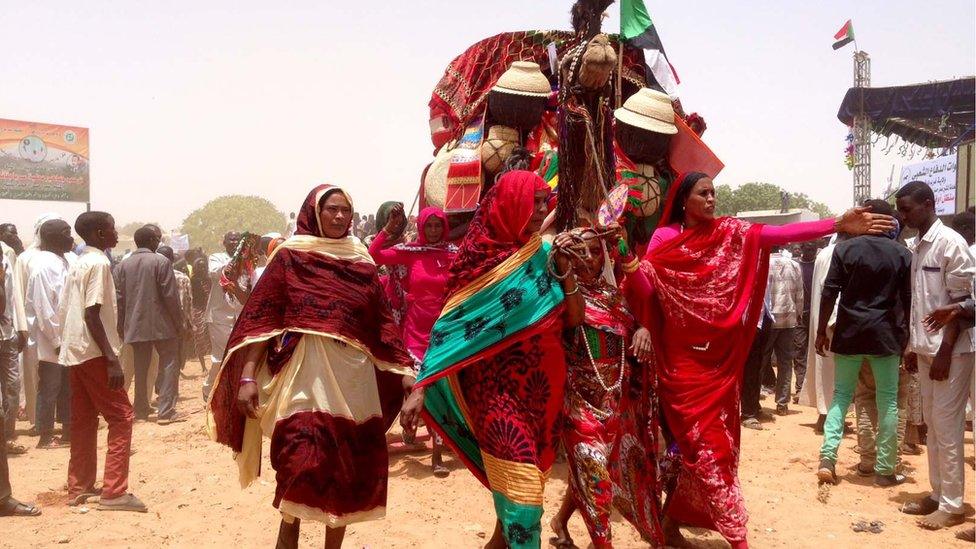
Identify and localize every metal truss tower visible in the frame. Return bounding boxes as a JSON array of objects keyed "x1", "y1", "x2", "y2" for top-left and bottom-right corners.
[{"x1": 852, "y1": 51, "x2": 872, "y2": 205}]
